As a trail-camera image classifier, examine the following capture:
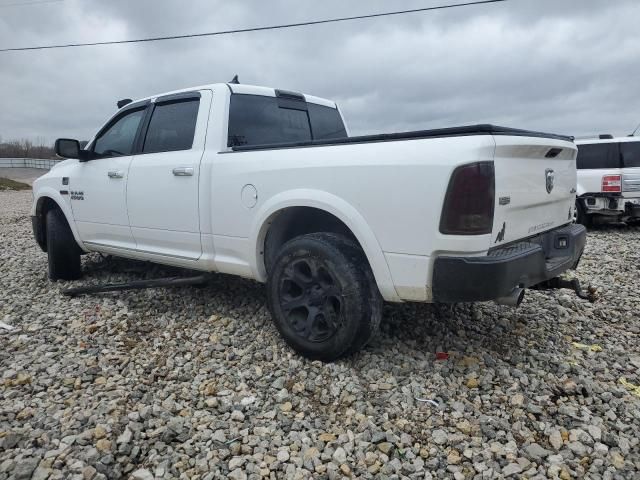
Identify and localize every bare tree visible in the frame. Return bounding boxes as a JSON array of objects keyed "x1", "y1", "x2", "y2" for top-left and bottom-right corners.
[{"x1": 0, "y1": 138, "x2": 56, "y2": 159}]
